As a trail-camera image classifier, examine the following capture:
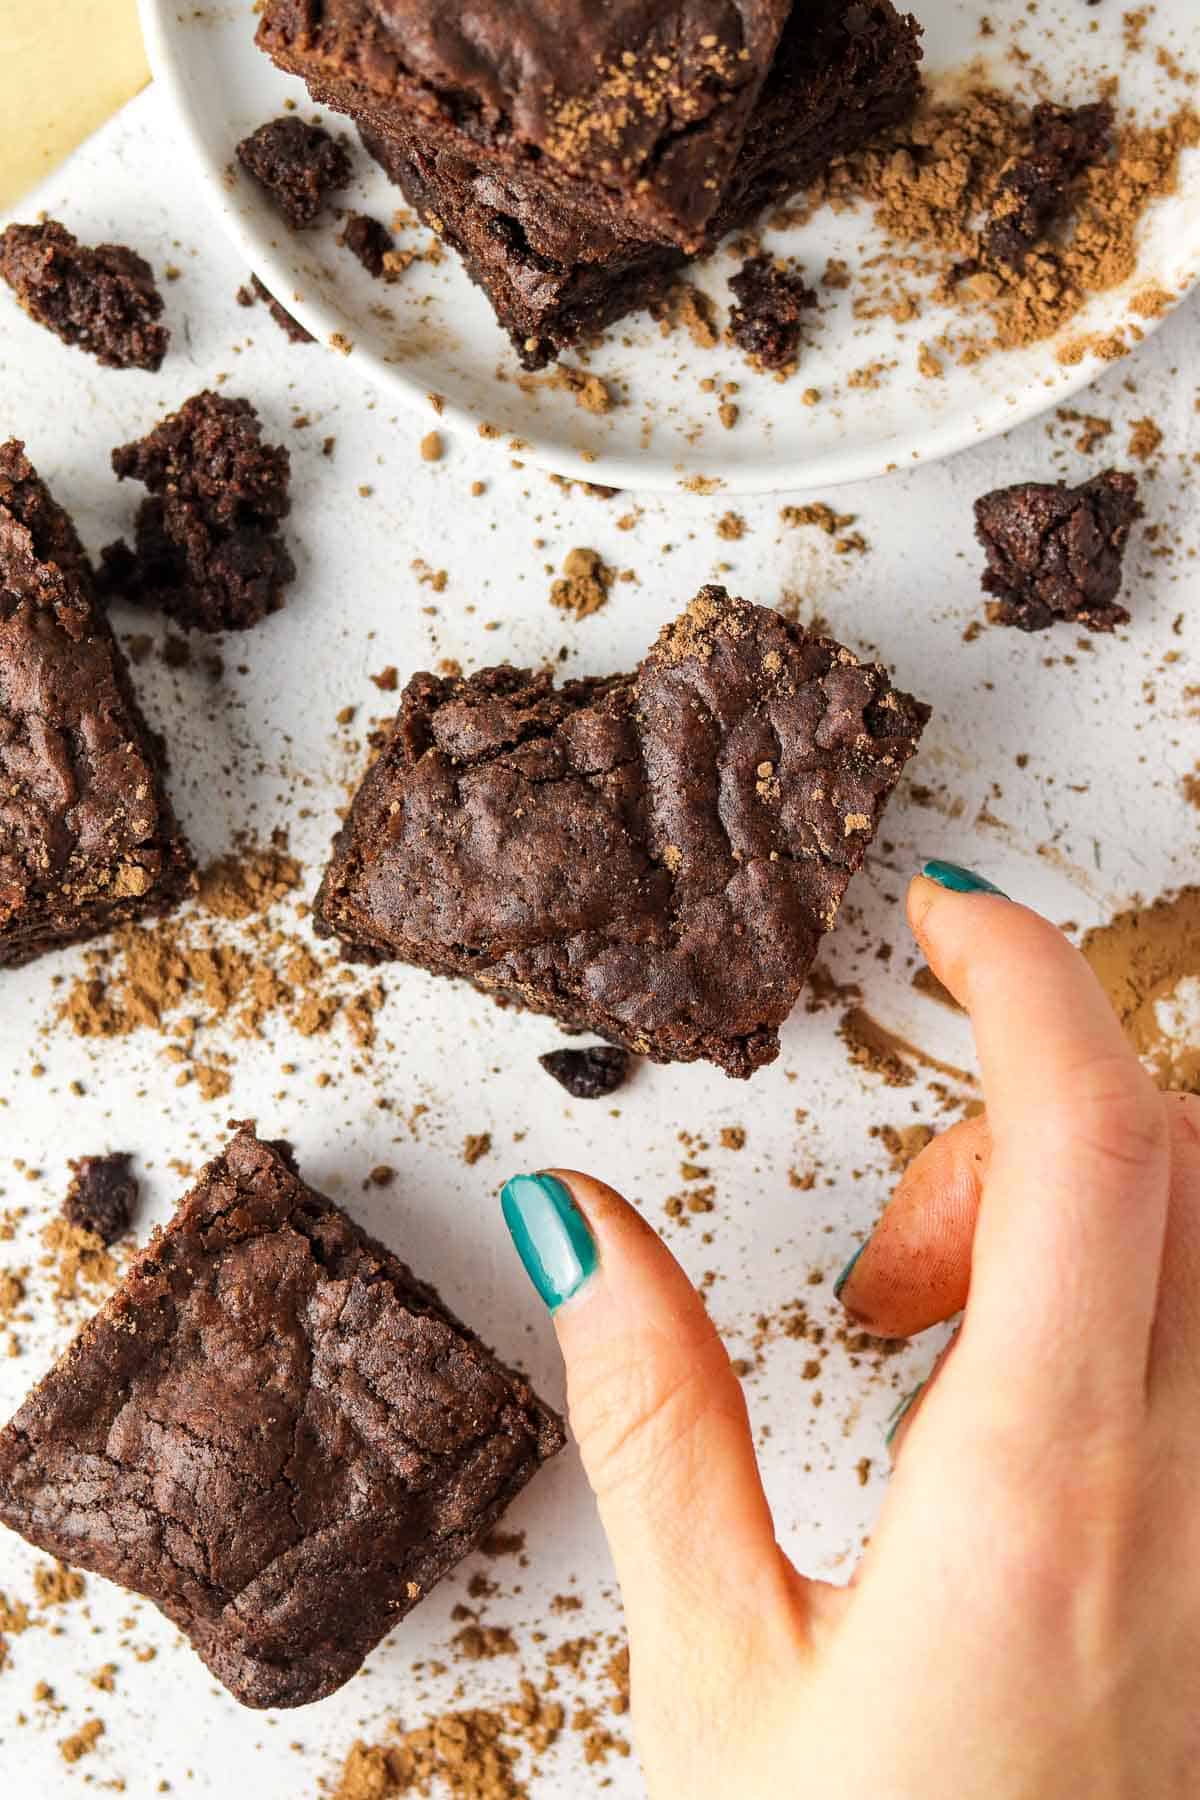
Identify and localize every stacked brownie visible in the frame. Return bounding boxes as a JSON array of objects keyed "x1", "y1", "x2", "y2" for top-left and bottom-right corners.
[{"x1": 256, "y1": 0, "x2": 923, "y2": 365}]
